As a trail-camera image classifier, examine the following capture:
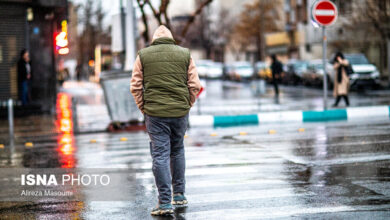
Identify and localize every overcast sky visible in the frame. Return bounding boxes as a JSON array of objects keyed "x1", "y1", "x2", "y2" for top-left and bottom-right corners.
[
  {"x1": 70, "y1": 0, "x2": 158, "y2": 29},
  {"x1": 71, "y1": 0, "x2": 122, "y2": 29}
]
